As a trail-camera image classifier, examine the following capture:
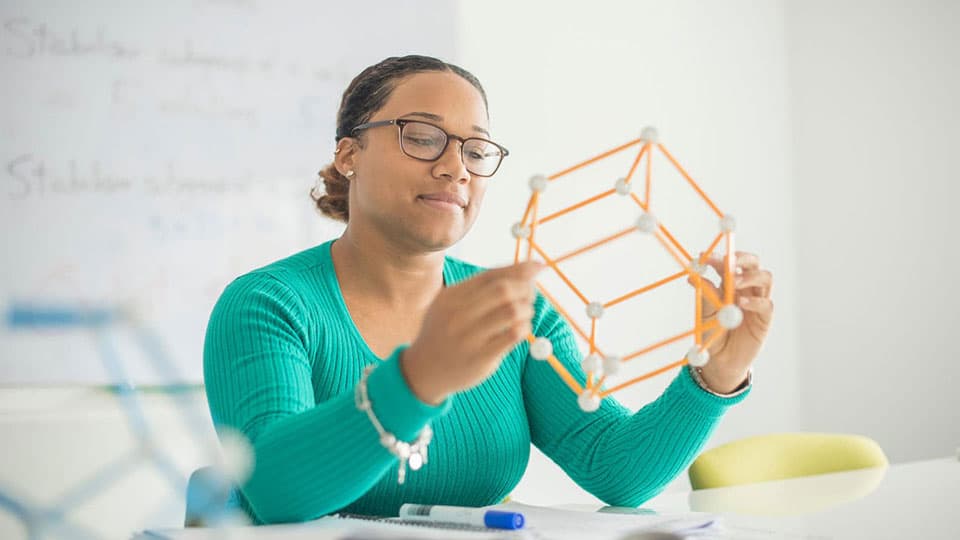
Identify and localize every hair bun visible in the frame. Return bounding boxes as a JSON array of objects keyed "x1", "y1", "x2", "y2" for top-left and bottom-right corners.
[{"x1": 313, "y1": 164, "x2": 350, "y2": 223}]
